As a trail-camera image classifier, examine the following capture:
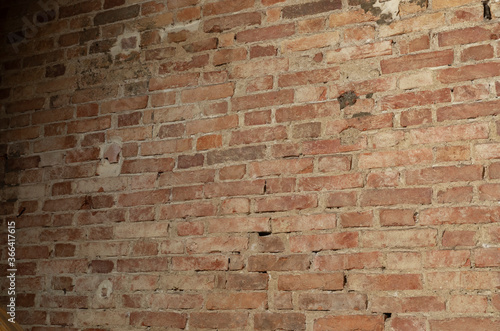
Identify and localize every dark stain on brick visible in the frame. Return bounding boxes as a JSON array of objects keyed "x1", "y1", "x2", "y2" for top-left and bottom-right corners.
[{"x1": 283, "y1": 0, "x2": 342, "y2": 19}]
